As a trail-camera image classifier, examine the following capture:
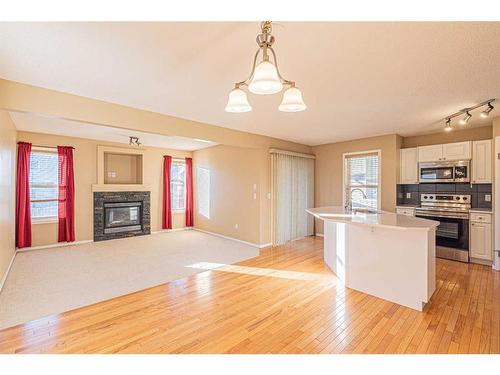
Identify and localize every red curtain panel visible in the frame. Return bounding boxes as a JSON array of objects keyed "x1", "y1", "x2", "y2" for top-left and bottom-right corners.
[
  {"x1": 57, "y1": 146, "x2": 75, "y2": 242},
  {"x1": 15, "y1": 142, "x2": 32, "y2": 248},
  {"x1": 185, "y1": 157, "x2": 194, "y2": 227},
  {"x1": 162, "y1": 155, "x2": 173, "y2": 229}
]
